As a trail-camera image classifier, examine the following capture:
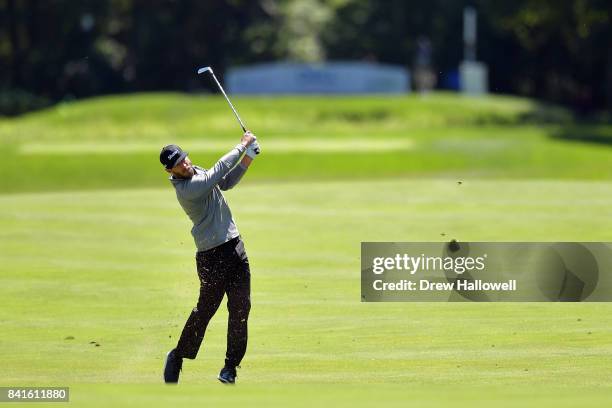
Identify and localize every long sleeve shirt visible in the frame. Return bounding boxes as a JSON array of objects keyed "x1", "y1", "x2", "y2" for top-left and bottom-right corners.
[{"x1": 169, "y1": 144, "x2": 247, "y2": 251}]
